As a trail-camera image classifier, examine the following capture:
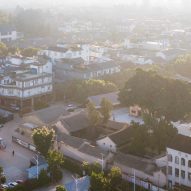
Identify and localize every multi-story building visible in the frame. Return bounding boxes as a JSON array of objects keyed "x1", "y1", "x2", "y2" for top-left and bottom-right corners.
[
  {"x1": 0, "y1": 56, "x2": 52, "y2": 113},
  {"x1": 167, "y1": 134, "x2": 191, "y2": 190},
  {"x1": 0, "y1": 25, "x2": 18, "y2": 43}
]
